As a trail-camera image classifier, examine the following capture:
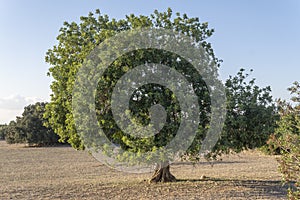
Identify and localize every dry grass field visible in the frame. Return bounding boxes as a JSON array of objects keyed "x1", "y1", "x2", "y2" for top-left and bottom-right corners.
[{"x1": 0, "y1": 141, "x2": 288, "y2": 199}]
